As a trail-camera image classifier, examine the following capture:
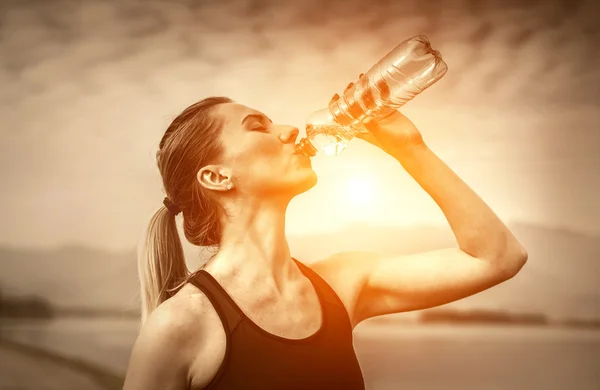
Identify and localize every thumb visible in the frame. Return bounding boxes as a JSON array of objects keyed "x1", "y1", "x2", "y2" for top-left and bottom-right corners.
[
  {"x1": 362, "y1": 117, "x2": 381, "y2": 134},
  {"x1": 355, "y1": 132, "x2": 376, "y2": 142},
  {"x1": 355, "y1": 126, "x2": 382, "y2": 147}
]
